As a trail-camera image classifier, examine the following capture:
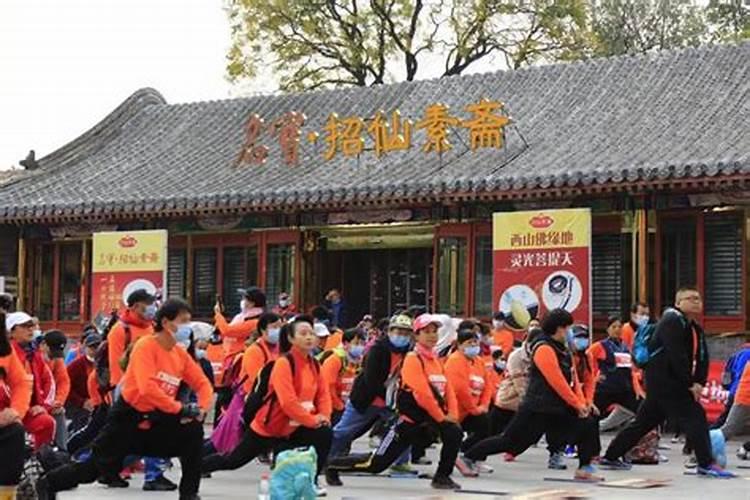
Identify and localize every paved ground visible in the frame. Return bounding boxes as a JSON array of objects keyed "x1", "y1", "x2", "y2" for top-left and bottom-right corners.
[{"x1": 57, "y1": 433, "x2": 750, "y2": 500}]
